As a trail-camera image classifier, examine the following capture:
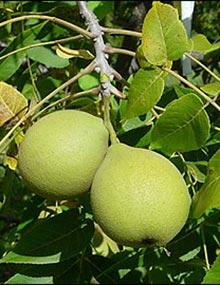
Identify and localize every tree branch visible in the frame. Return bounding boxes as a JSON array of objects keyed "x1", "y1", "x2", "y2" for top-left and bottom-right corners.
[
  {"x1": 78, "y1": 1, "x2": 121, "y2": 145},
  {"x1": 0, "y1": 35, "x2": 83, "y2": 62},
  {"x1": 78, "y1": 1, "x2": 113, "y2": 97},
  {"x1": 32, "y1": 87, "x2": 100, "y2": 120},
  {"x1": 185, "y1": 52, "x2": 220, "y2": 82},
  {"x1": 101, "y1": 27, "x2": 142, "y2": 38},
  {"x1": 163, "y1": 67, "x2": 220, "y2": 112},
  {"x1": 105, "y1": 46, "x2": 136, "y2": 57},
  {"x1": 0, "y1": 15, "x2": 92, "y2": 38}
]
